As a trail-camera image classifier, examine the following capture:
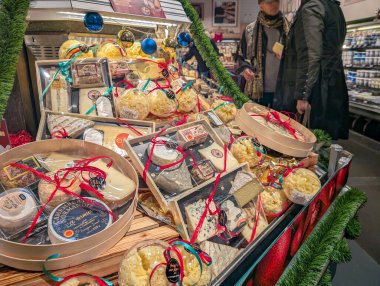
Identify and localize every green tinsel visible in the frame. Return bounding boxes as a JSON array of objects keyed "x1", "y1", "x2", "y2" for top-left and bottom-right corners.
[
  {"x1": 330, "y1": 239, "x2": 352, "y2": 264},
  {"x1": 312, "y1": 129, "x2": 333, "y2": 147},
  {"x1": 0, "y1": 0, "x2": 30, "y2": 118},
  {"x1": 317, "y1": 269, "x2": 333, "y2": 286},
  {"x1": 276, "y1": 188, "x2": 367, "y2": 286},
  {"x1": 345, "y1": 215, "x2": 361, "y2": 240},
  {"x1": 178, "y1": 0, "x2": 249, "y2": 108}
]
